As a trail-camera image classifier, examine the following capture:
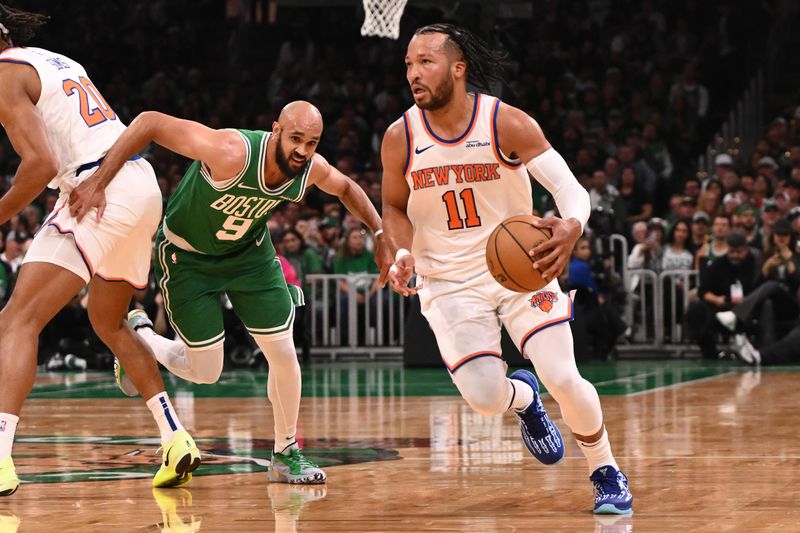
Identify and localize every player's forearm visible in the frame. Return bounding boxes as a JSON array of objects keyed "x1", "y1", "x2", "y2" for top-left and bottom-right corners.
[
  {"x1": 381, "y1": 204, "x2": 414, "y2": 255},
  {"x1": 339, "y1": 180, "x2": 382, "y2": 234},
  {"x1": 526, "y1": 148, "x2": 590, "y2": 230},
  {"x1": 93, "y1": 111, "x2": 159, "y2": 189},
  {"x1": 0, "y1": 158, "x2": 56, "y2": 225}
]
